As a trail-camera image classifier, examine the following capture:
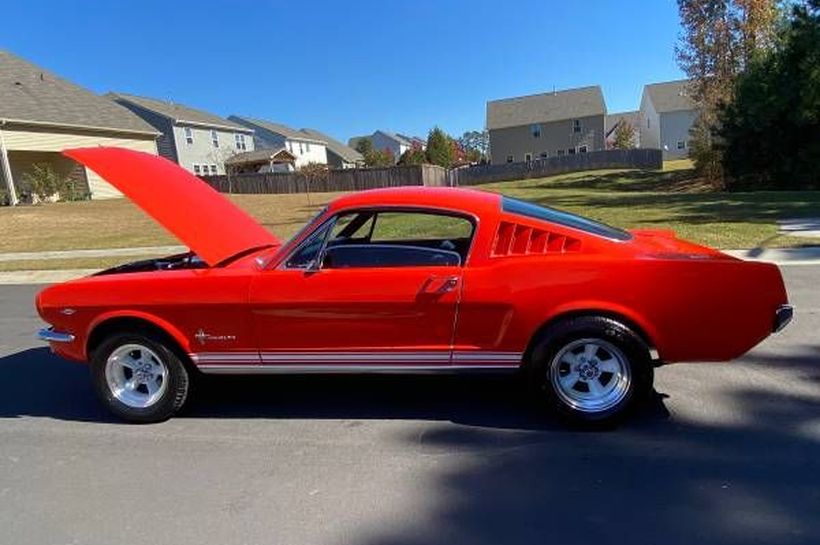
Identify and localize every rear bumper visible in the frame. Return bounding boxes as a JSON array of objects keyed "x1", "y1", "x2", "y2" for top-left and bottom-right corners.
[
  {"x1": 37, "y1": 327, "x2": 75, "y2": 343},
  {"x1": 773, "y1": 305, "x2": 794, "y2": 333}
]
